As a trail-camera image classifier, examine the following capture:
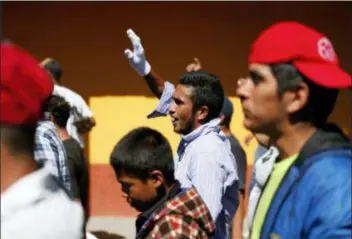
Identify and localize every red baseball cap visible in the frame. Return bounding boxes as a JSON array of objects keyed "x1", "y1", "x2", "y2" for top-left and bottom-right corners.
[
  {"x1": 249, "y1": 21, "x2": 351, "y2": 89},
  {"x1": 1, "y1": 42, "x2": 54, "y2": 125}
]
